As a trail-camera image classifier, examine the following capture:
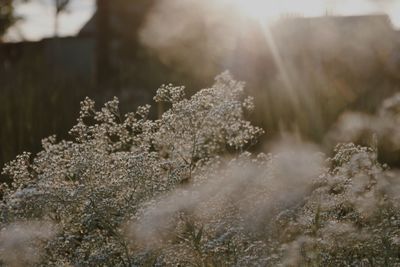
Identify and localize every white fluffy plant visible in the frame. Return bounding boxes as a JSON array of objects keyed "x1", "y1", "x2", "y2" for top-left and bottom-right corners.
[
  {"x1": 3, "y1": 73, "x2": 400, "y2": 266},
  {"x1": 0, "y1": 72, "x2": 263, "y2": 266}
]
